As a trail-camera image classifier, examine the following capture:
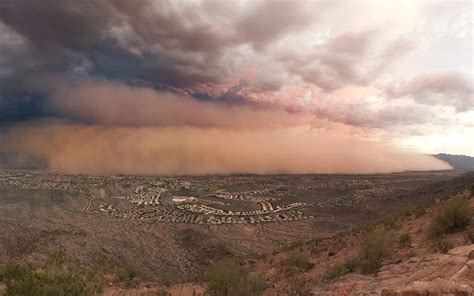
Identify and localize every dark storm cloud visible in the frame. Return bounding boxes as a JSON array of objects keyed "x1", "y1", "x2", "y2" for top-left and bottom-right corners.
[
  {"x1": 0, "y1": 0, "x2": 324, "y2": 115},
  {"x1": 0, "y1": 0, "x2": 320, "y2": 78},
  {"x1": 0, "y1": 94, "x2": 46, "y2": 124},
  {"x1": 0, "y1": 0, "x2": 120, "y2": 52},
  {"x1": 0, "y1": 0, "x2": 460, "y2": 174},
  {"x1": 0, "y1": 0, "x2": 468, "y2": 132}
]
